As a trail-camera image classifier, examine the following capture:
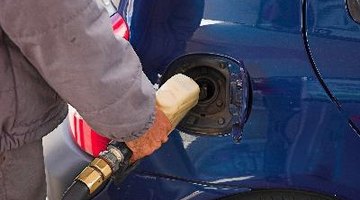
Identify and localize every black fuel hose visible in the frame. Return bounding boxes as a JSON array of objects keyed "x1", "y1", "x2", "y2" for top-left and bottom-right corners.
[{"x1": 62, "y1": 180, "x2": 91, "y2": 200}]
